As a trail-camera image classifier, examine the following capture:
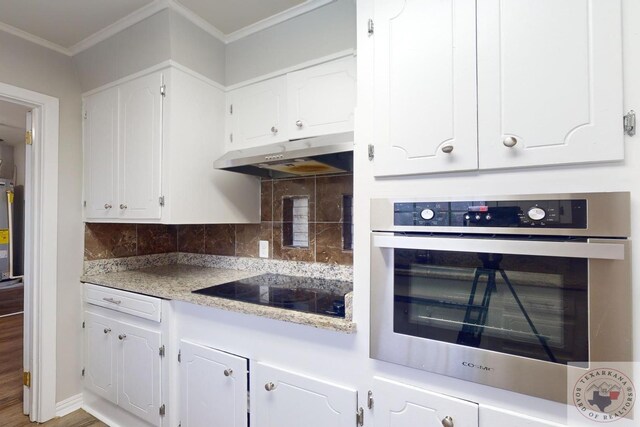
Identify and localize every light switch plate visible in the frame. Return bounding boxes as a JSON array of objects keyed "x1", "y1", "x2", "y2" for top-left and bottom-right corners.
[{"x1": 259, "y1": 240, "x2": 269, "y2": 258}]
